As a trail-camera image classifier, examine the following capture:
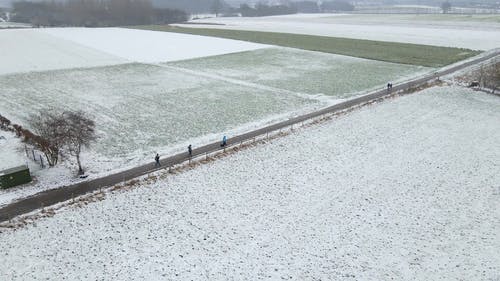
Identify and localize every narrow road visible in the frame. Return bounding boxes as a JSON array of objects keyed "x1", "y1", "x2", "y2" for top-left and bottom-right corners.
[{"x1": 0, "y1": 50, "x2": 498, "y2": 222}]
